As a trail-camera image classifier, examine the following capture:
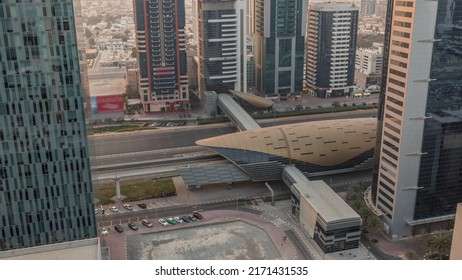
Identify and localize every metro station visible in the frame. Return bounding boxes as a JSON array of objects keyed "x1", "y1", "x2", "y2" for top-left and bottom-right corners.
[{"x1": 178, "y1": 91, "x2": 376, "y2": 253}]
